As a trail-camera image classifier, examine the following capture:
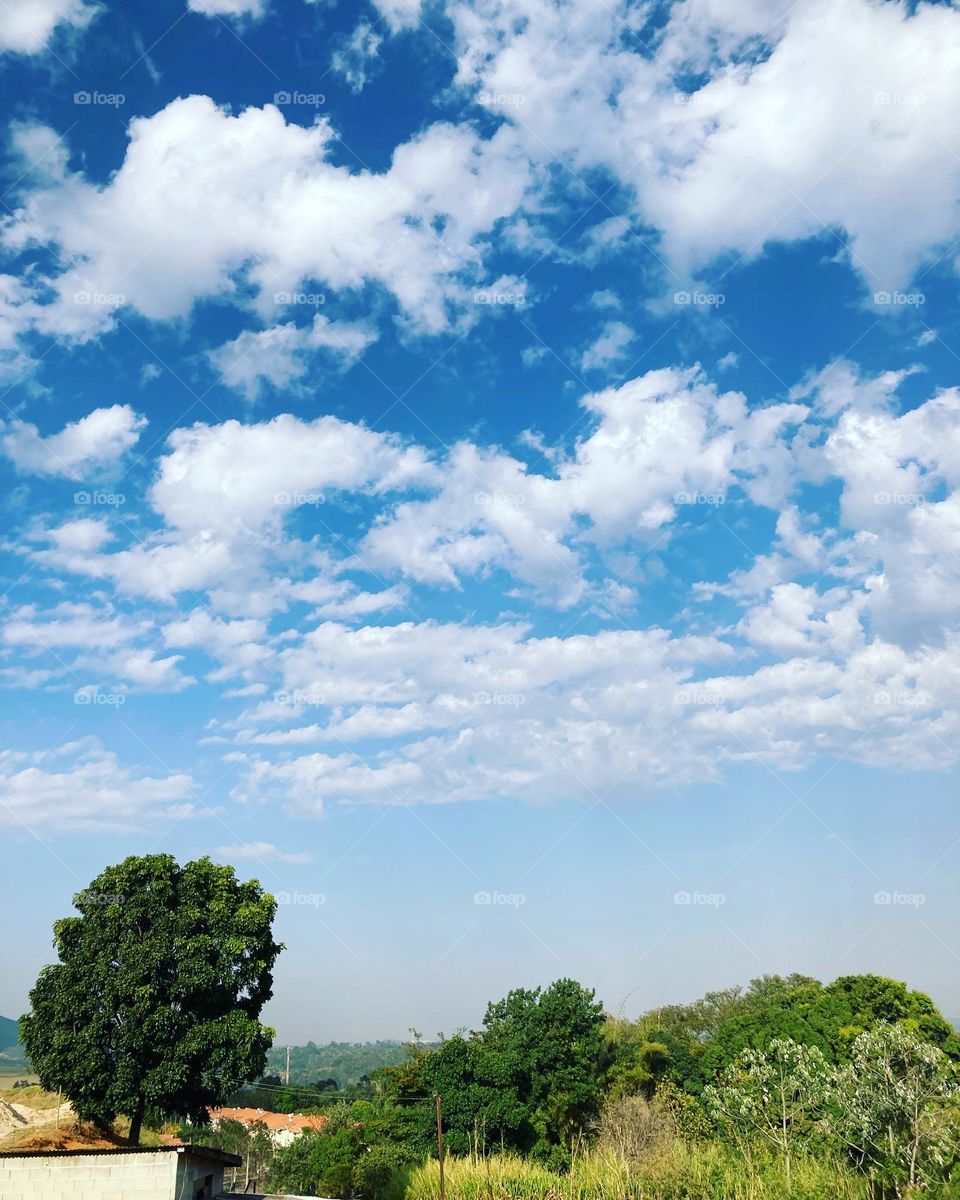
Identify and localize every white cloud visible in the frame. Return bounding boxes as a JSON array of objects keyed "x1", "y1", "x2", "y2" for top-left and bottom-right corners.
[
  {"x1": 151, "y1": 412, "x2": 432, "y2": 536},
  {"x1": 449, "y1": 0, "x2": 960, "y2": 293},
  {"x1": 0, "y1": 0, "x2": 95, "y2": 54},
  {"x1": 229, "y1": 615, "x2": 960, "y2": 810},
  {"x1": 208, "y1": 315, "x2": 378, "y2": 400},
  {"x1": 588, "y1": 289, "x2": 621, "y2": 311},
  {"x1": 368, "y1": 0, "x2": 422, "y2": 32},
  {"x1": 0, "y1": 740, "x2": 194, "y2": 832},
  {"x1": 187, "y1": 0, "x2": 265, "y2": 17},
  {"x1": 4, "y1": 96, "x2": 533, "y2": 344},
  {"x1": 214, "y1": 841, "x2": 312, "y2": 863},
  {"x1": 1, "y1": 405, "x2": 145, "y2": 478},
  {"x1": 331, "y1": 19, "x2": 384, "y2": 93},
  {"x1": 0, "y1": 601, "x2": 194, "y2": 693},
  {"x1": 579, "y1": 320, "x2": 635, "y2": 371}
]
